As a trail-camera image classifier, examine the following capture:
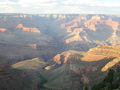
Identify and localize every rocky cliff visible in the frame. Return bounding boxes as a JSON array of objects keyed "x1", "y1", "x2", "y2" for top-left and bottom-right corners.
[
  {"x1": 56, "y1": 15, "x2": 120, "y2": 49},
  {"x1": 43, "y1": 45, "x2": 120, "y2": 90},
  {"x1": 16, "y1": 23, "x2": 41, "y2": 33},
  {"x1": 0, "y1": 14, "x2": 120, "y2": 90}
]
